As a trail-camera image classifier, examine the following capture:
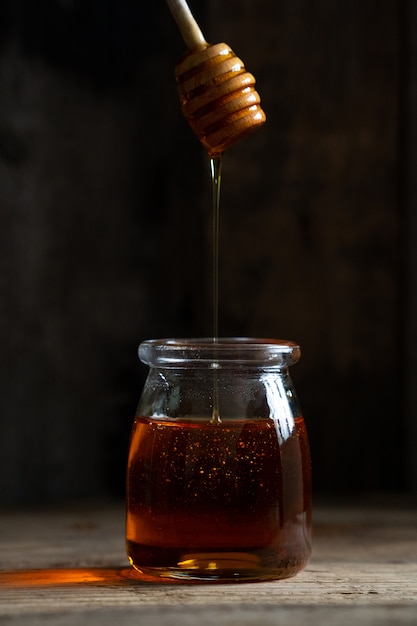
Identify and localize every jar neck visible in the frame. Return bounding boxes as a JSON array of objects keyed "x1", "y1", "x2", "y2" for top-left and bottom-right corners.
[{"x1": 138, "y1": 338, "x2": 300, "y2": 369}]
